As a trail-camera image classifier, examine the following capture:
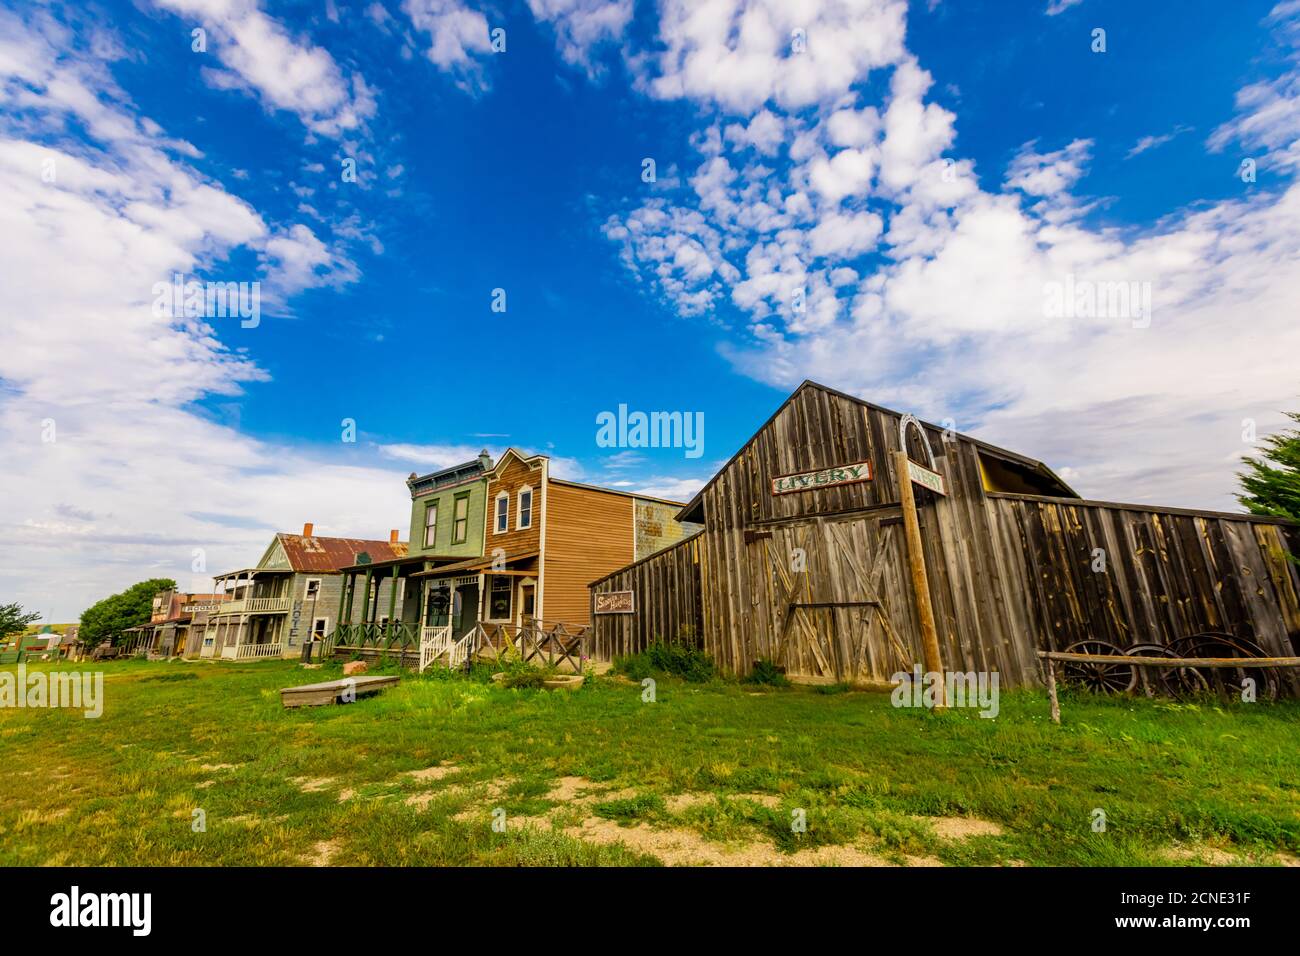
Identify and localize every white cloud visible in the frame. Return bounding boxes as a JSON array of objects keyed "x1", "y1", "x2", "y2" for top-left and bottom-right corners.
[
  {"x1": 602, "y1": 0, "x2": 1300, "y2": 514},
  {"x1": 0, "y1": 9, "x2": 401, "y2": 620},
  {"x1": 401, "y1": 0, "x2": 494, "y2": 91},
  {"x1": 527, "y1": 0, "x2": 632, "y2": 78},
  {"x1": 153, "y1": 0, "x2": 377, "y2": 137},
  {"x1": 644, "y1": 0, "x2": 908, "y2": 114}
]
